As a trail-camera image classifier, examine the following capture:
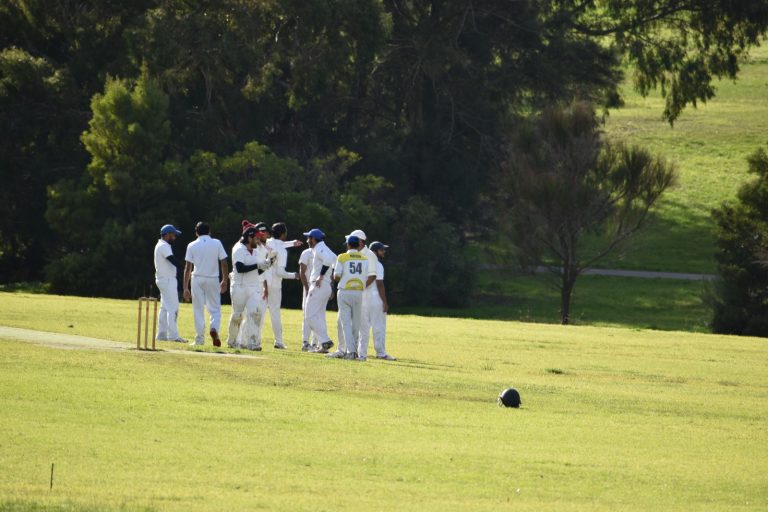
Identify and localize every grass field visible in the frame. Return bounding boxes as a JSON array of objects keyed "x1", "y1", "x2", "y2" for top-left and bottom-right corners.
[
  {"x1": 412, "y1": 274, "x2": 711, "y2": 332},
  {"x1": 600, "y1": 44, "x2": 768, "y2": 273},
  {"x1": 1, "y1": 293, "x2": 766, "y2": 511}
]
